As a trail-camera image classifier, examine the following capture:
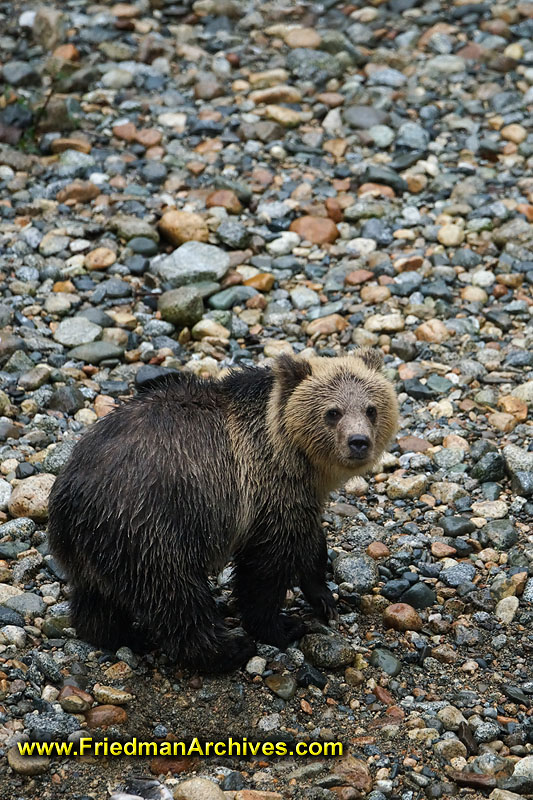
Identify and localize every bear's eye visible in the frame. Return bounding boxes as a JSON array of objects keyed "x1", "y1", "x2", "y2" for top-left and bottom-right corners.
[
  {"x1": 366, "y1": 405, "x2": 377, "y2": 423},
  {"x1": 325, "y1": 408, "x2": 342, "y2": 424}
]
